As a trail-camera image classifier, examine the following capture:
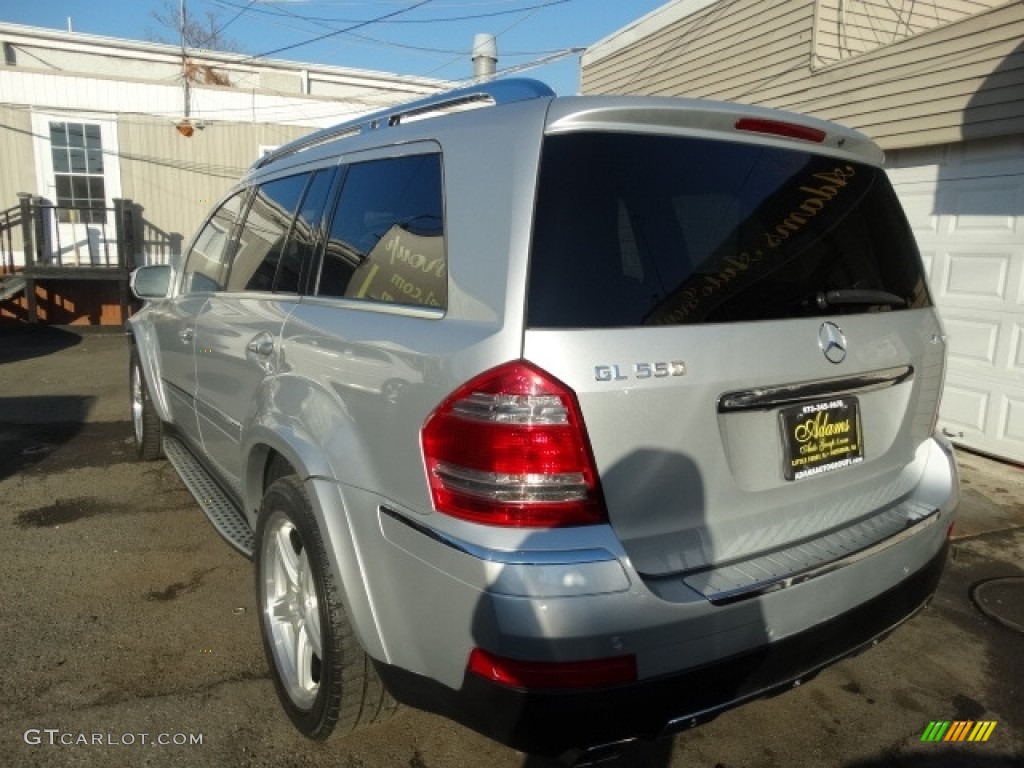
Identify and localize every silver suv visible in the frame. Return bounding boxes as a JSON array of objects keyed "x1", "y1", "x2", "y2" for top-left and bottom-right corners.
[{"x1": 128, "y1": 79, "x2": 958, "y2": 761}]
